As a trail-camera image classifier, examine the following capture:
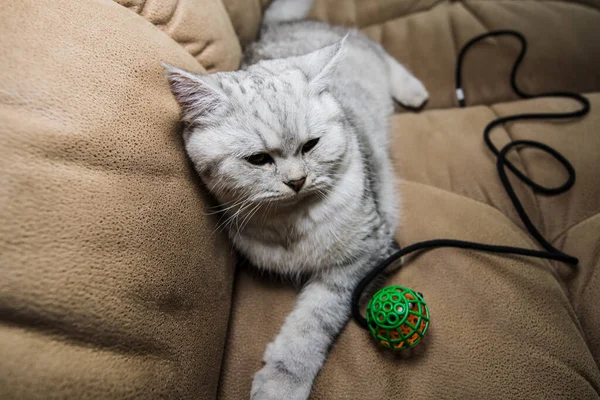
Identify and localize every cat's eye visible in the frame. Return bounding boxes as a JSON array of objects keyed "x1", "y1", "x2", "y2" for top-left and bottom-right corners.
[
  {"x1": 302, "y1": 138, "x2": 320, "y2": 154},
  {"x1": 246, "y1": 153, "x2": 273, "y2": 166}
]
